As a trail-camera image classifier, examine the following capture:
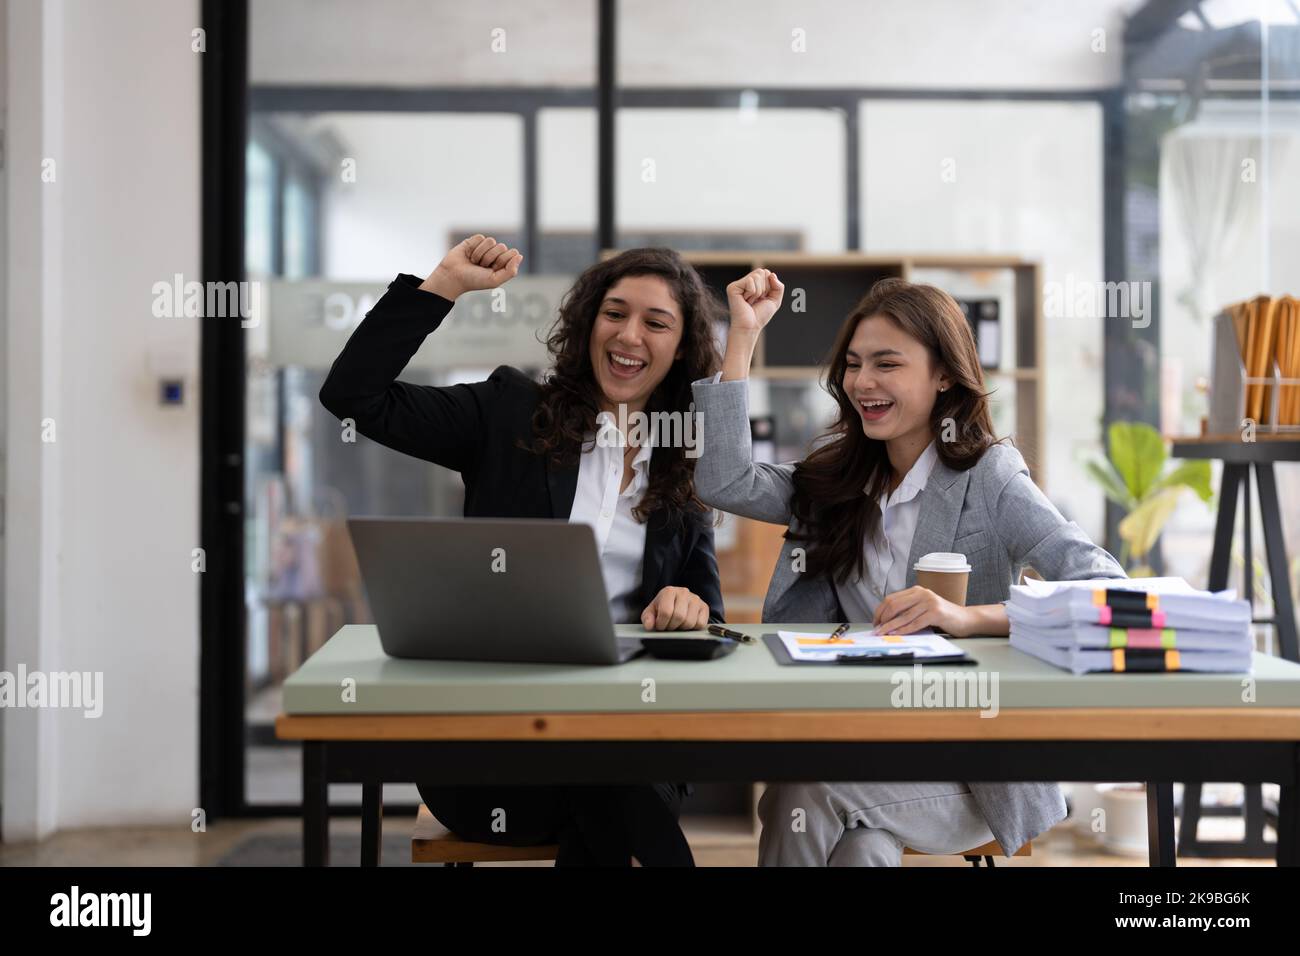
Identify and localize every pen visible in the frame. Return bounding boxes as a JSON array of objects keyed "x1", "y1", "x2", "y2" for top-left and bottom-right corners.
[
  {"x1": 828, "y1": 622, "x2": 851, "y2": 642},
  {"x1": 707, "y1": 623, "x2": 754, "y2": 644}
]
